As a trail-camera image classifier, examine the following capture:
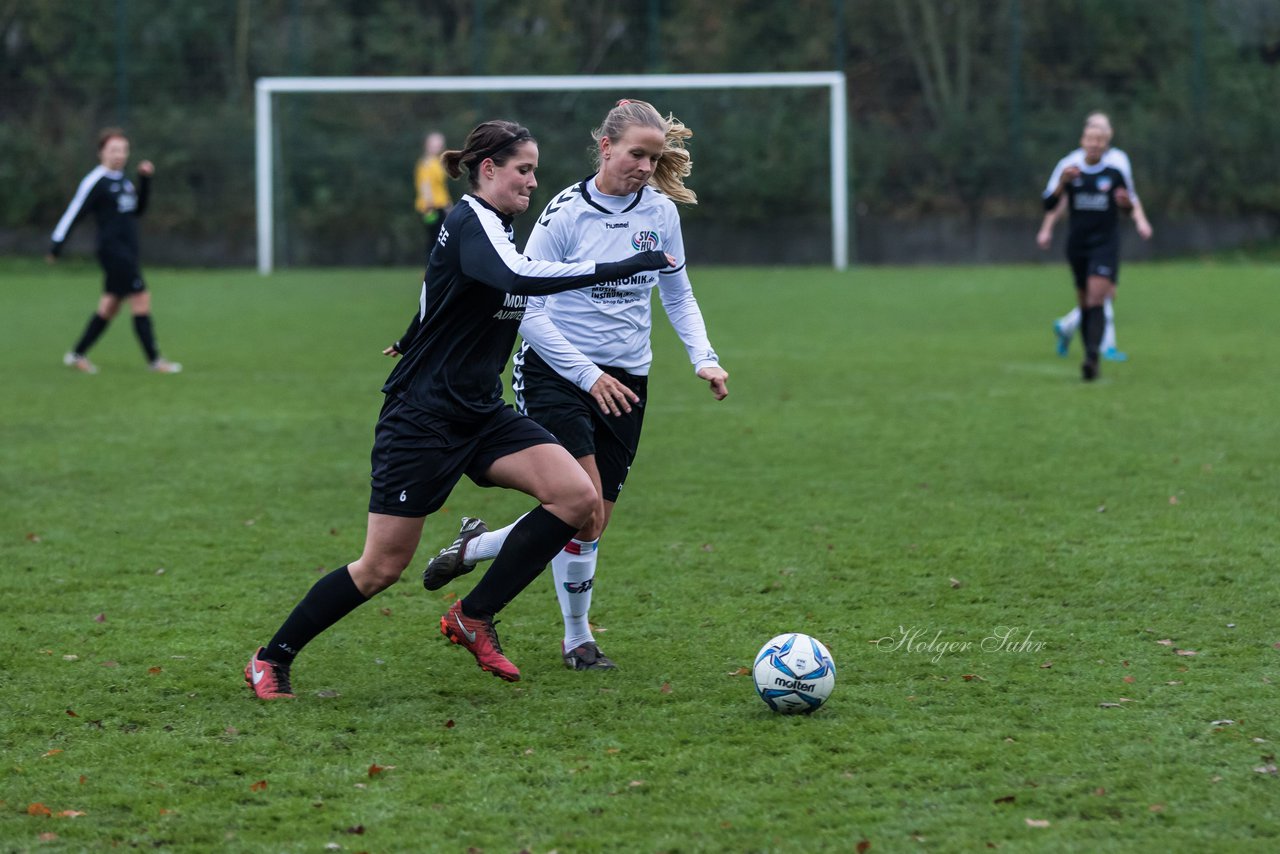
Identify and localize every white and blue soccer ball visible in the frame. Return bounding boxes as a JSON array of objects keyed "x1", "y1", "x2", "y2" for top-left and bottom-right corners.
[{"x1": 752, "y1": 632, "x2": 836, "y2": 714}]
